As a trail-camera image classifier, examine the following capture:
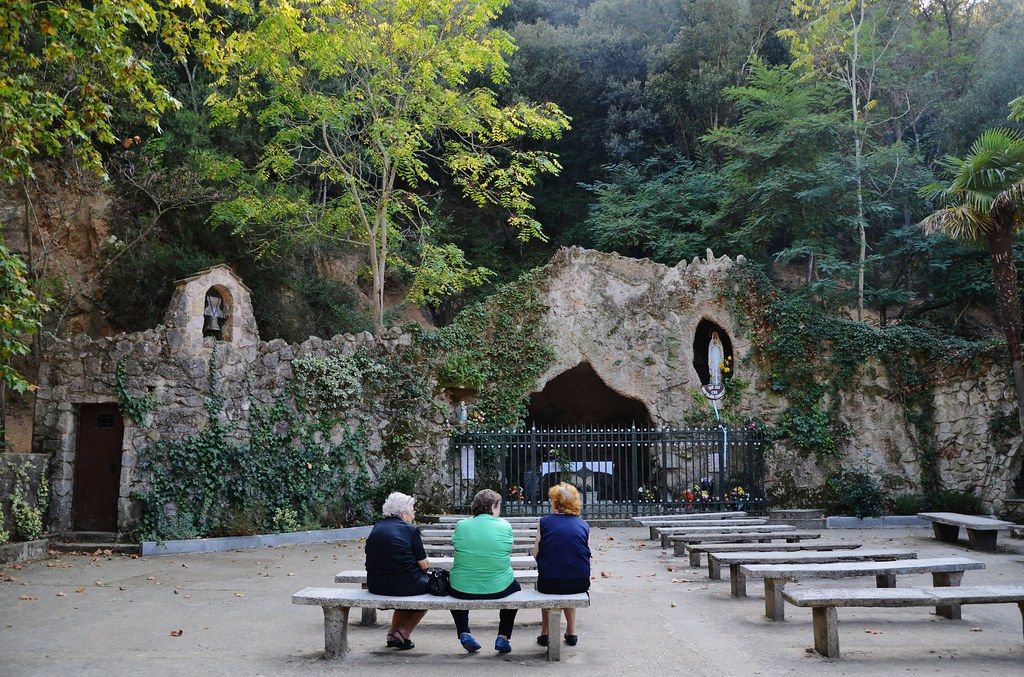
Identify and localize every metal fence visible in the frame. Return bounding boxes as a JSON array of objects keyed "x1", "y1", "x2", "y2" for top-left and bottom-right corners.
[{"x1": 447, "y1": 425, "x2": 766, "y2": 518}]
